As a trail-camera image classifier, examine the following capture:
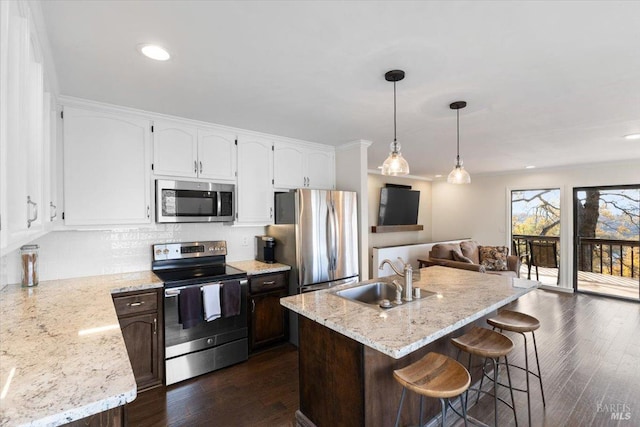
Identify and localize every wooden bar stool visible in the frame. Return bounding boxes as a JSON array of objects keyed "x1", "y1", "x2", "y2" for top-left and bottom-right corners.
[
  {"x1": 393, "y1": 352, "x2": 471, "y2": 427},
  {"x1": 451, "y1": 326, "x2": 518, "y2": 427},
  {"x1": 487, "y1": 310, "x2": 545, "y2": 426}
]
